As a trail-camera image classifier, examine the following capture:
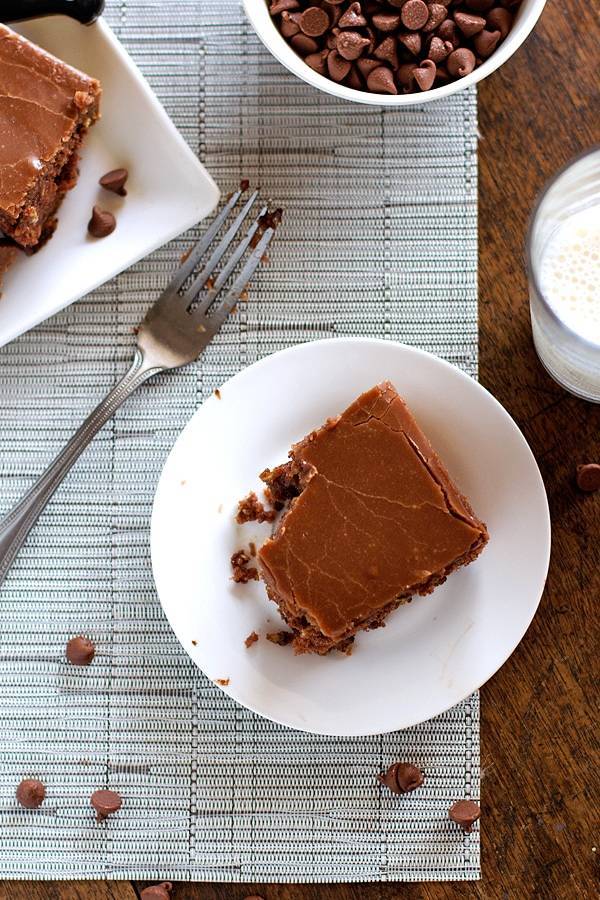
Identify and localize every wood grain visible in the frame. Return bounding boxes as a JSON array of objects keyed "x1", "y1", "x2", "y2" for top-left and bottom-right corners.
[{"x1": 2, "y1": 0, "x2": 599, "y2": 898}]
